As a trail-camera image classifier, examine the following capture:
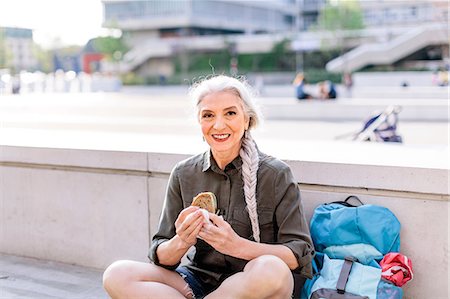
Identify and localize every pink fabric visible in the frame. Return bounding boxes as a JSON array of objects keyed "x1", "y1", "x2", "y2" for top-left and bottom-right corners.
[{"x1": 380, "y1": 252, "x2": 413, "y2": 287}]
